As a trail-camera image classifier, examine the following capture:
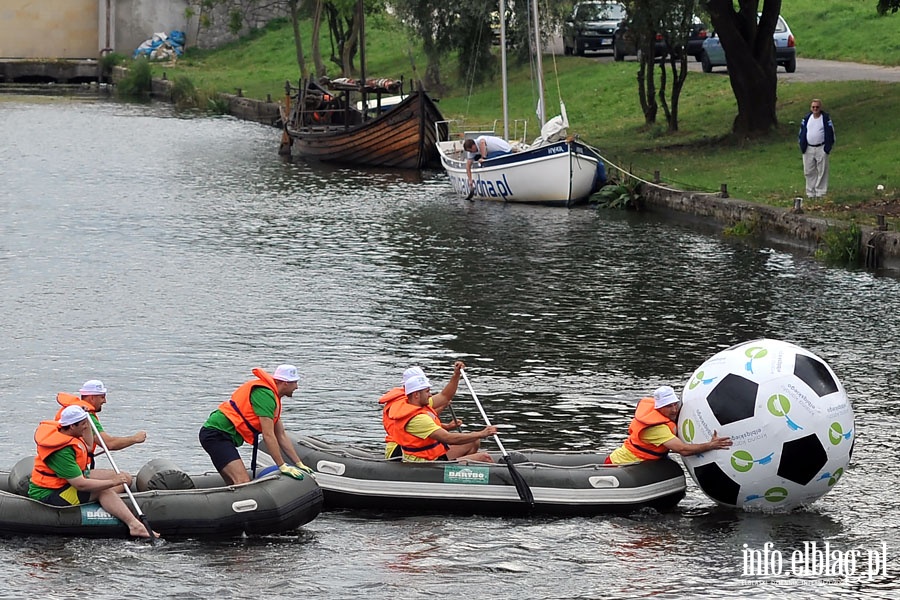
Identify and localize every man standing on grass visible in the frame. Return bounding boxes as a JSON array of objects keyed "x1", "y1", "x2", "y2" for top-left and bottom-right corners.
[{"x1": 798, "y1": 98, "x2": 836, "y2": 200}]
